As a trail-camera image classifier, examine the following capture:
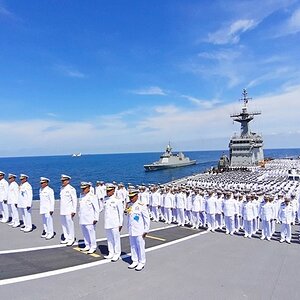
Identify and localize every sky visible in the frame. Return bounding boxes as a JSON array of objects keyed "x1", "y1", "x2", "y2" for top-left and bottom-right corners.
[{"x1": 0, "y1": 0, "x2": 300, "y2": 157}]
